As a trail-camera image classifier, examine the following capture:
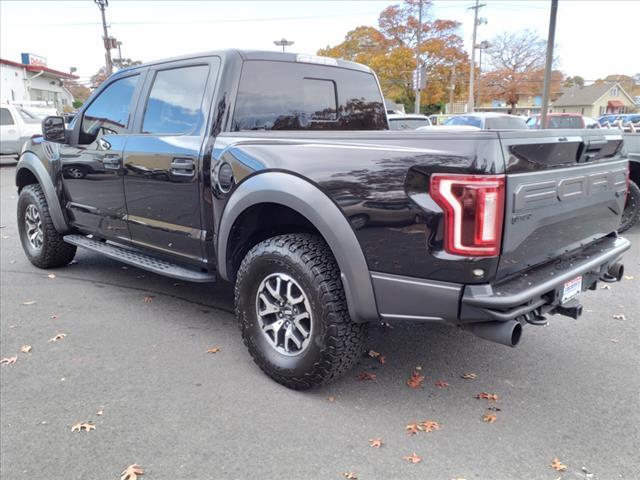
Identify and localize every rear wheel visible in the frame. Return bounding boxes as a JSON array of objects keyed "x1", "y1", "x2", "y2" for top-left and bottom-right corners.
[
  {"x1": 17, "y1": 184, "x2": 76, "y2": 268},
  {"x1": 235, "y1": 233, "x2": 367, "y2": 390},
  {"x1": 619, "y1": 179, "x2": 639, "y2": 233}
]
